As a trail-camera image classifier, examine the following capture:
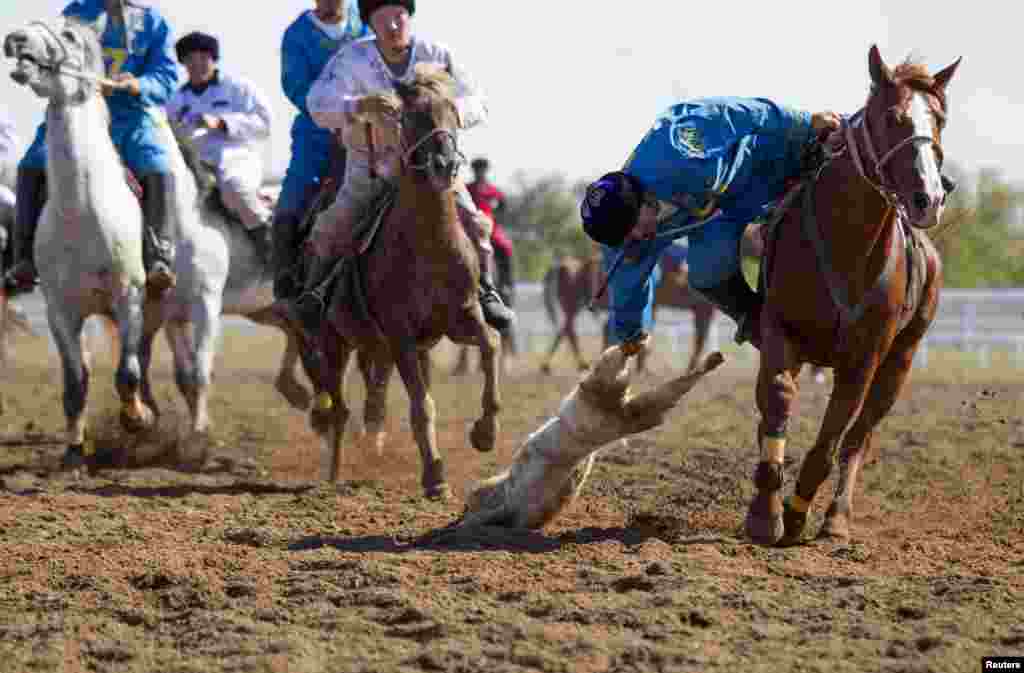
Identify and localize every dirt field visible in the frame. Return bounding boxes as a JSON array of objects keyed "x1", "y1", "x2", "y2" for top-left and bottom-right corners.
[{"x1": 1, "y1": 327, "x2": 1021, "y2": 673}]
